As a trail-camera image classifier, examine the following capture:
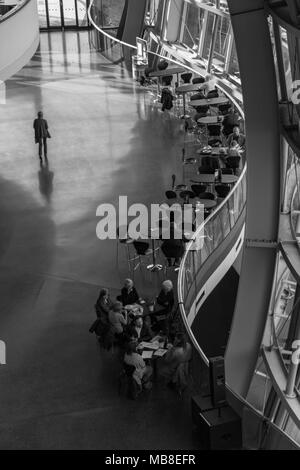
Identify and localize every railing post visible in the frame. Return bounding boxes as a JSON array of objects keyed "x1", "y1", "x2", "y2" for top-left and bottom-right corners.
[{"x1": 285, "y1": 360, "x2": 298, "y2": 398}]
